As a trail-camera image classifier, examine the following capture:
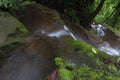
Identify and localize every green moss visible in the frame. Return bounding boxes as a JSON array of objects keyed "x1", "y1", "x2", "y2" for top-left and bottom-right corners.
[
  {"x1": 55, "y1": 57, "x2": 65, "y2": 68},
  {"x1": 73, "y1": 65, "x2": 120, "y2": 80},
  {"x1": 58, "y1": 38, "x2": 99, "y2": 58},
  {"x1": 73, "y1": 66, "x2": 104, "y2": 80},
  {"x1": 21, "y1": 1, "x2": 36, "y2": 7},
  {"x1": 70, "y1": 40, "x2": 98, "y2": 51},
  {"x1": 69, "y1": 40, "x2": 99, "y2": 58},
  {"x1": 70, "y1": 40, "x2": 117, "y2": 62},
  {"x1": 0, "y1": 20, "x2": 28, "y2": 47},
  {"x1": 55, "y1": 57, "x2": 74, "y2": 80},
  {"x1": 55, "y1": 39, "x2": 120, "y2": 80},
  {"x1": 55, "y1": 57, "x2": 120, "y2": 80},
  {"x1": 55, "y1": 57, "x2": 76, "y2": 69},
  {"x1": 17, "y1": 23, "x2": 28, "y2": 36},
  {"x1": 58, "y1": 68, "x2": 72, "y2": 80},
  {"x1": 57, "y1": 38, "x2": 118, "y2": 69},
  {"x1": 0, "y1": 12, "x2": 28, "y2": 58}
]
